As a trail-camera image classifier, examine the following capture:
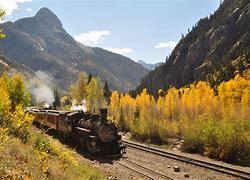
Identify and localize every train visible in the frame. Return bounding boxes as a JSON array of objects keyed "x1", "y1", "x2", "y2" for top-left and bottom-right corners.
[{"x1": 26, "y1": 107, "x2": 126, "y2": 156}]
